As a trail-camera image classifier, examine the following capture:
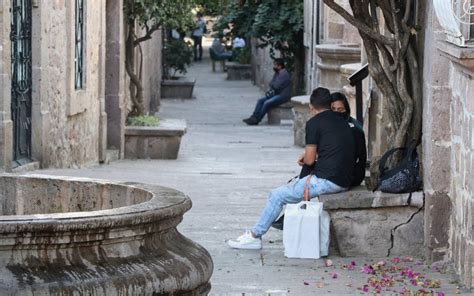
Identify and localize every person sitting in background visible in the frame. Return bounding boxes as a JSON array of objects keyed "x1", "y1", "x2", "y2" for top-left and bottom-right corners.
[
  {"x1": 242, "y1": 59, "x2": 292, "y2": 125},
  {"x1": 211, "y1": 36, "x2": 233, "y2": 60},
  {"x1": 331, "y1": 92, "x2": 367, "y2": 187},
  {"x1": 232, "y1": 36, "x2": 246, "y2": 49}
]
